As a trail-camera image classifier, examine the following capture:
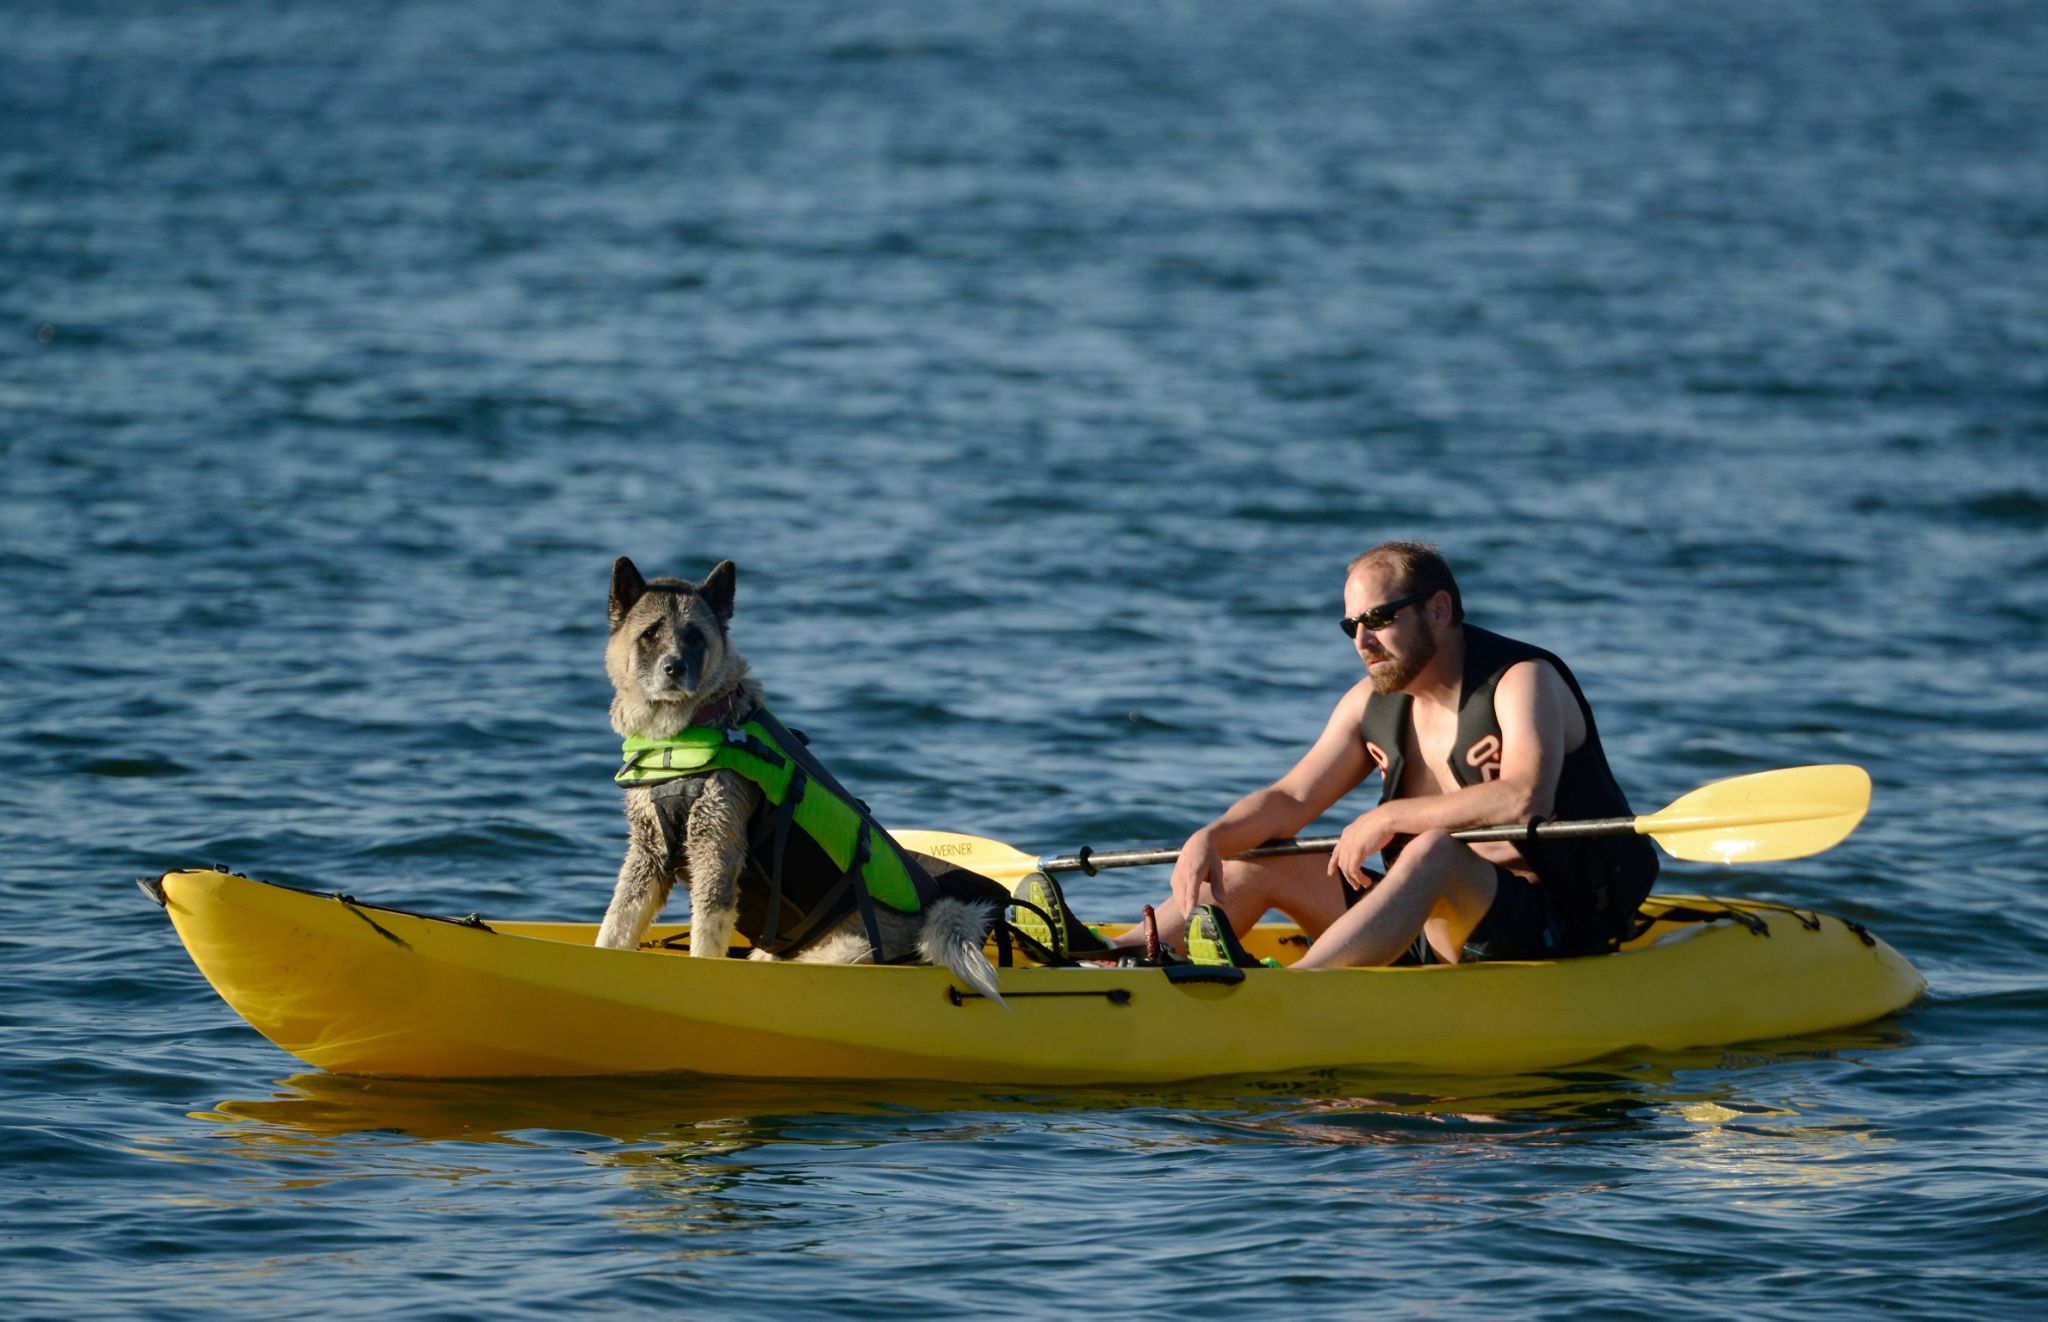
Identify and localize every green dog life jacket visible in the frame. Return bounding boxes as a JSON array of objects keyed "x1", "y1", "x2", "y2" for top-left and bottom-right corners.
[{"x1": 616, "y1": 718, "x2": 930, "y2": 950}]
